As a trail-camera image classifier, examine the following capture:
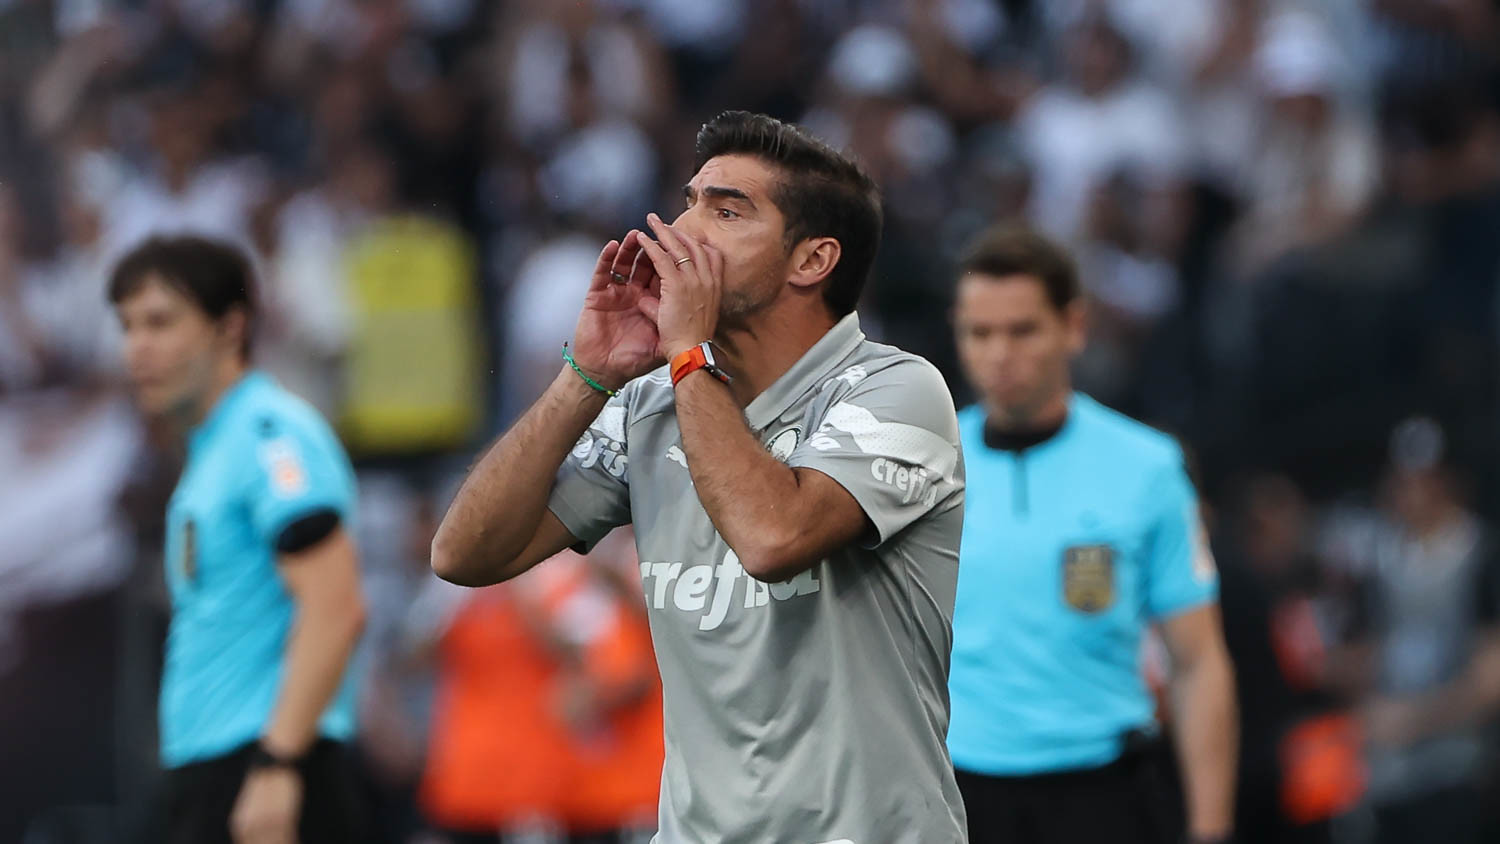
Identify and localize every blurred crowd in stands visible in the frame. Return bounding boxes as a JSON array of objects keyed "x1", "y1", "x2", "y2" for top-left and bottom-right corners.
[{"x1": 1, "y1": 0, "x2": 1499, "y2": 842}]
